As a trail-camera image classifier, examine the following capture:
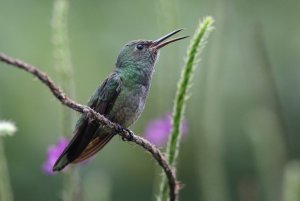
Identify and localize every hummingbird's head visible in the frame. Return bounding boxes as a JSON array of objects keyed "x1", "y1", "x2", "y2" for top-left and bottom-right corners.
[{"x1": 116, "y1": 29, "x2": 188, "y2": 70}]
